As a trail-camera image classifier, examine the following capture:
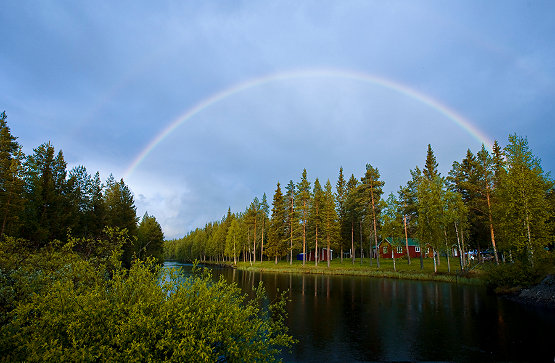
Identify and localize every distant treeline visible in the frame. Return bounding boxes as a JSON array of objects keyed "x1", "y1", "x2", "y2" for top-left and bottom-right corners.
[
  {"x1": 166, "y1": 135, "x2": 554, "y2": 272},
  {"x1": 0, "y1": 111, "x2": 164, "y2": 266}
]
